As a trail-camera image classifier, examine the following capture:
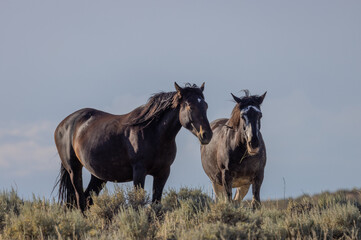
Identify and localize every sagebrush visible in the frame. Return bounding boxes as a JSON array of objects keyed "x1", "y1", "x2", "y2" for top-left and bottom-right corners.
[{"x1": 0, "y1": 187, "x2": 360, "y2": 239}]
